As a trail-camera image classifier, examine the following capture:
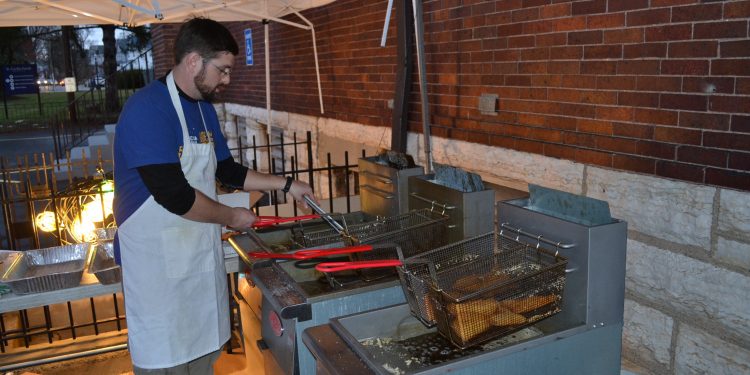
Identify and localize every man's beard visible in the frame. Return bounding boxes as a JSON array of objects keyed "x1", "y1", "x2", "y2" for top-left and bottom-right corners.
[{"x1": 194, "y1": 66, "x2": 223, "y2": 102}]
